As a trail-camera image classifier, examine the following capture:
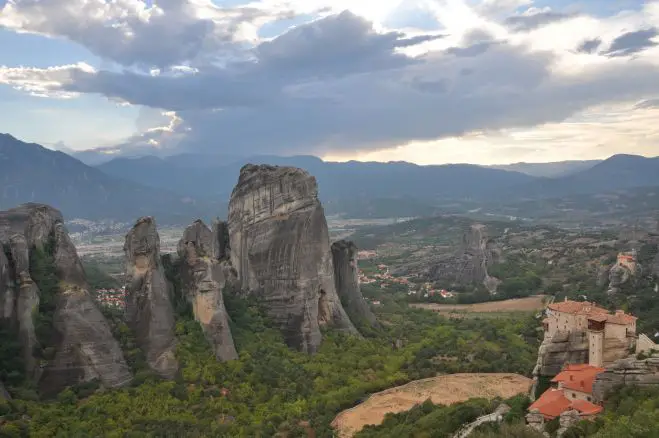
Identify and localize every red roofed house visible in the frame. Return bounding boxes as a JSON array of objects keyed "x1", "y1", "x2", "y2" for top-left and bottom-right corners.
[{"x1": 529, "y1": 364, "x2": 605, "y2": 421}]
